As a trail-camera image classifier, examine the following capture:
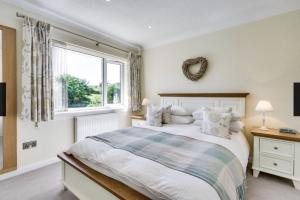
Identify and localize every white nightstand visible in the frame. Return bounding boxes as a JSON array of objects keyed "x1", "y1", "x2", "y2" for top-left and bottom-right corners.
[
  {"x1": 251, "y1": 128, "x2": 300, "y2": 190},
  {"x1": 130, "y1": 115, "x2": 146, "y2": 126}
]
